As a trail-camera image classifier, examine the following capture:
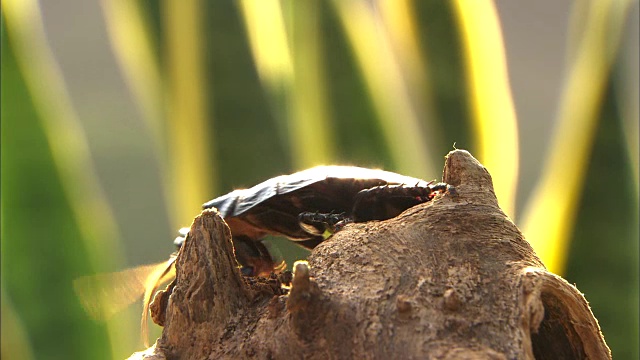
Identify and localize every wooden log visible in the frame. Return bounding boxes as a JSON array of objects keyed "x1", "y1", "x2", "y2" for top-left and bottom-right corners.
[{"x1": 128, "y1": 149, "x2": 611, "y2": 360}]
